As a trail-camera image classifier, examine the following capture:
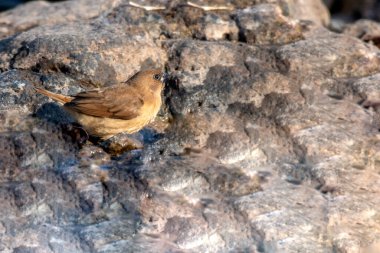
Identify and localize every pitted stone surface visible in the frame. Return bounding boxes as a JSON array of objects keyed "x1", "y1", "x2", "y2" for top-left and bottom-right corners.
[{"x1": 0, "y1": 0, "x2": 379, "y2": 253}]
